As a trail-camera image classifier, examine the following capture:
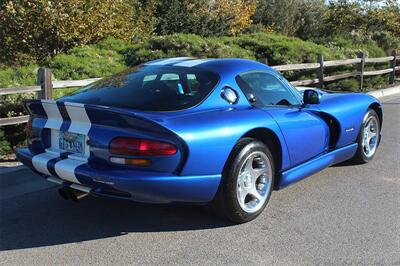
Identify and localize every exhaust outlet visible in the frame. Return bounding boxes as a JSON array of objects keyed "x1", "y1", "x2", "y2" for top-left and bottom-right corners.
[
  {"x1": 69, "y1": 189, "x2": 90, "y2": 202},
  {"x1": 58, "y1": 187, "x2": 90, "y2": 202}
]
